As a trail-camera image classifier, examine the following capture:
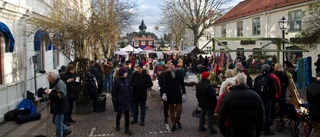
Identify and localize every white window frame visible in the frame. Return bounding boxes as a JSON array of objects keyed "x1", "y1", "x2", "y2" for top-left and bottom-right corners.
[
  {"x1": 237, "y1": 21, "x2": 243, "y2": 37},
  {"x1": 252, "y1": 17, "x2": 261, "y2": 35},
  {"x1": 288, "y1": 10, "x2": 302, "y2": 32}
]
